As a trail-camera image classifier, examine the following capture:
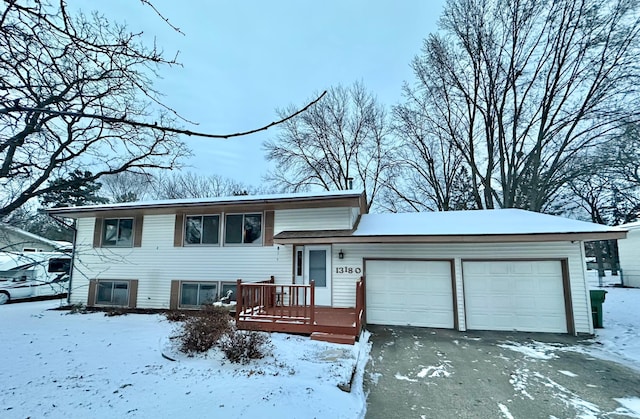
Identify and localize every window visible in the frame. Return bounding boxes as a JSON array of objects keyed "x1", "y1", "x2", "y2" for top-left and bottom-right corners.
[
  {"x1": 224, "y1": 213, "x2": 262, "y2": 245},
  {"x1": 96, "y1": 280, "x2": 129, "y2": 306},
  {"x1": 22, "y1": 248, "x2": 43, "y2": 252},
  {"x1": 180, "y1": 282, "x2": 218, "y2": 307},
  {"x1": 102, "y1": 218, "x2": 133, "y2": 247},
  {"x1": 48, "y1": 258, "x2": 71, "y2": 274},
  {"x1": 185, "y1": 215, "x2": 219, "y2": 245}
]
